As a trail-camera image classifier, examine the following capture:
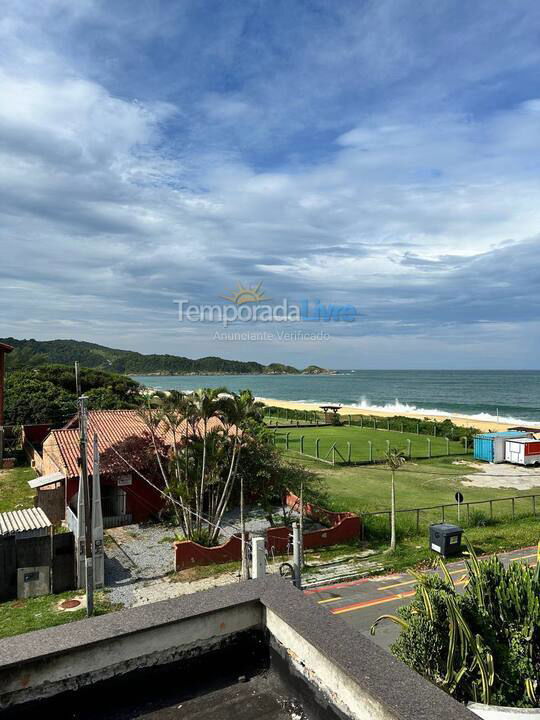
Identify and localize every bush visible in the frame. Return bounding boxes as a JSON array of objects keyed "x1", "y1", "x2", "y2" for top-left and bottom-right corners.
[{"x1": 372, "y1": 539, "x2": 540, "y2": 708}]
